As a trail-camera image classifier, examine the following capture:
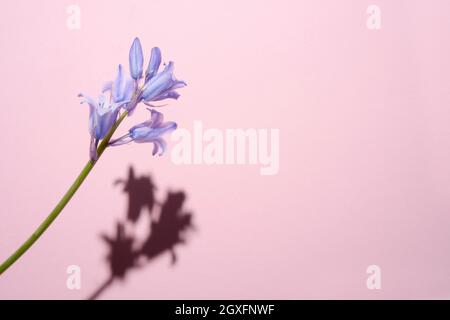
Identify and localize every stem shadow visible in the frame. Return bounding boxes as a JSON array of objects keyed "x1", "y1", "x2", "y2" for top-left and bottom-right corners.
[{"x1": 87, "y1": 166, "x2": 195, "y2": 300}]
